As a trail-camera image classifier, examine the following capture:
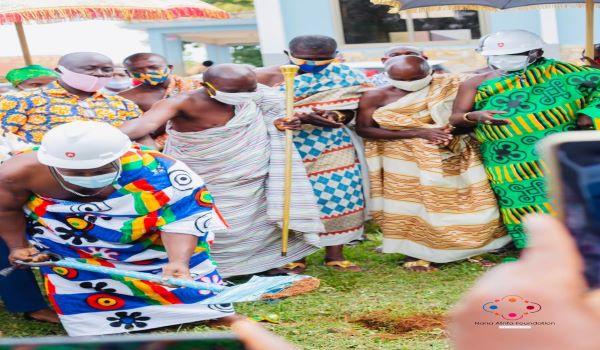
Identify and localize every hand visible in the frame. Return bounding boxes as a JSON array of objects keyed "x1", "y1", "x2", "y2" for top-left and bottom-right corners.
[
  {"x1": 416, "y1": 127, "x2": 453, "y2": 146},
  {"x1": 274, "y1": 117, "x2": 302, "y2": 131},
  {"x1": 449, "y1": 215, "x2": 600, "y2": 350},
  {"x1": 8, "y1": 247, "x2": 49, "y2": 265},
  {"x1": 580, "y1": 51, "x2": 600, "y2": 68},
  {"x1": 466, "y1": 110, "x2": 510, "y2": 126},
  {"x1": 298, "y1": 107, "x2": 343, "y2": 128},
  {"x1": 231, "y1": 319, "x2": 298, "y2": 350},
  {"x1": 162, "y1": 261, "x2": 192, "y2": 281},
  {"x1": 577, "y1": 114, "x2": 594, "y2": 130}
]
